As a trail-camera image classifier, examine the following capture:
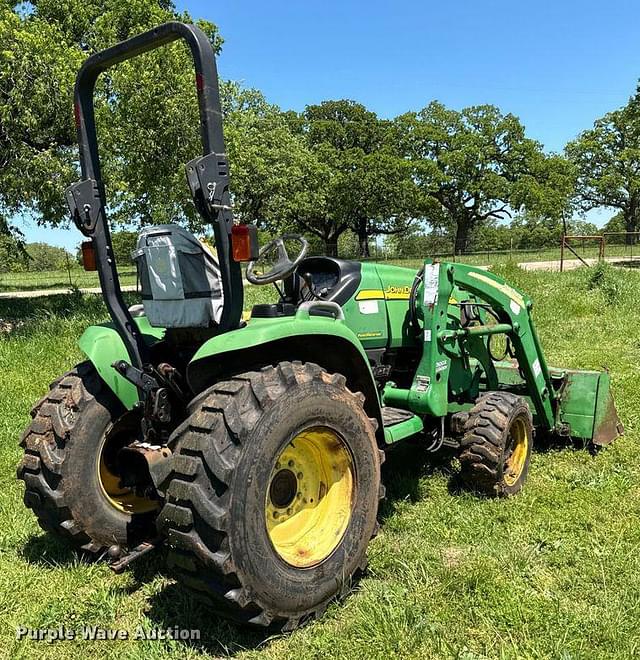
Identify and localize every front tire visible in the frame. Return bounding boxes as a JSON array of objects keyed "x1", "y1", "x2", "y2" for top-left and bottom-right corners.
[
  {"x1": 17, "y1": 362, "x2": 158, "y2": 556},
  {"x1": 459, "y1": 392, "x2": 533, "y2": 496},
  {"x1": 158, "y1": 361, "x2": 383, "y2": 629}
]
